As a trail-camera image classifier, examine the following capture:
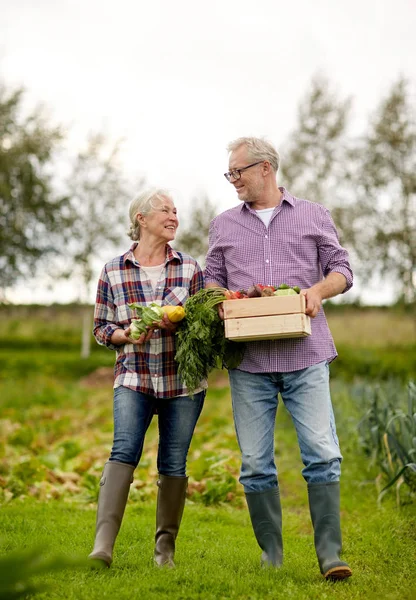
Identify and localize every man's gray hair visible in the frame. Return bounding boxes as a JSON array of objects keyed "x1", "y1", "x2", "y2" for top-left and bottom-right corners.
[
  {"x1": 227, "y1": 137, "x2": 280, "y2": 172},
  {"x1": 128, "y1": 188, "x2": 172, "y2": 241}
]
